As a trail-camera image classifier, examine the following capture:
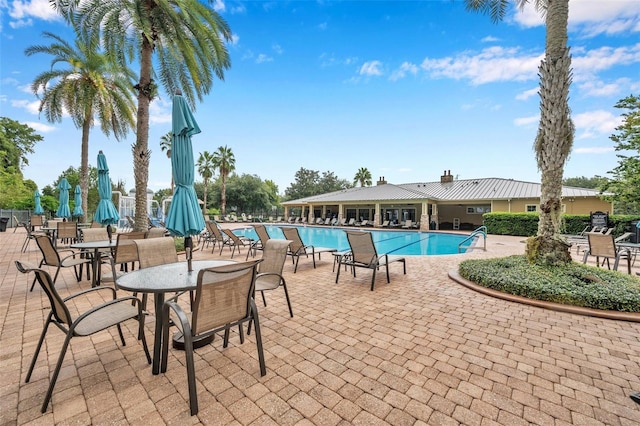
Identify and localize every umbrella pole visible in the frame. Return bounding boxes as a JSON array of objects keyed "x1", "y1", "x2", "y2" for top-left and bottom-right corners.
[
  {"x1": 107, "y1": 224, "x2": 113, "y2": 243},
  {"x1": 185, "y1": 236, "x2": 193, "y2": 272}
]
